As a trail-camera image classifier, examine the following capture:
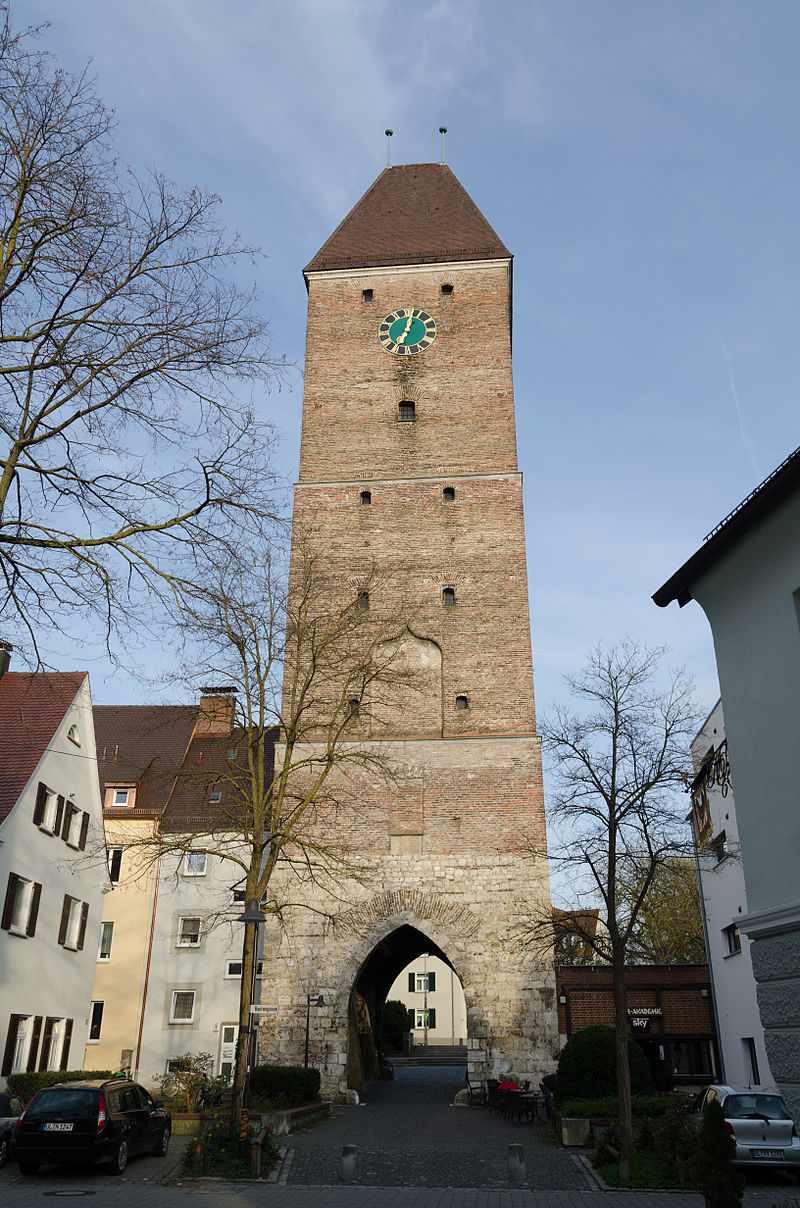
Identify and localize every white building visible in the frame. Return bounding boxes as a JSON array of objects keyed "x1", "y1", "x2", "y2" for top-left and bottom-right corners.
[
  {"x1": 690, "y1": 701, "x2": 773, "y2": 1088},
  {"x1": 1, "y1": 668, "x2": 108, "y2": 1087},
  {"x1": 387, "y1": 954, "x2": 467, "y2": 1045}
]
